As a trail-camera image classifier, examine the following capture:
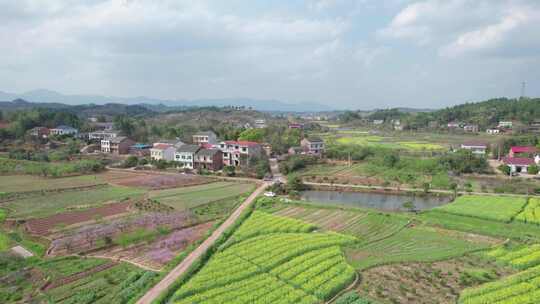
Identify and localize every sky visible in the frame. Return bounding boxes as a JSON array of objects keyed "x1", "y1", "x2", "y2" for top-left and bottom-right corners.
[{"x1": 0, "y1": 0, "x2": 539, "y2": 110}]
